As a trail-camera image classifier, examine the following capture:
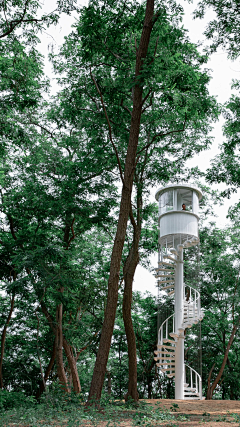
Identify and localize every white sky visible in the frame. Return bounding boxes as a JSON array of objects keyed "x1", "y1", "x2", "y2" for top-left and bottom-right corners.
[{"x1": 38, "y1": 0, "x2": 240, "y2": 296}]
